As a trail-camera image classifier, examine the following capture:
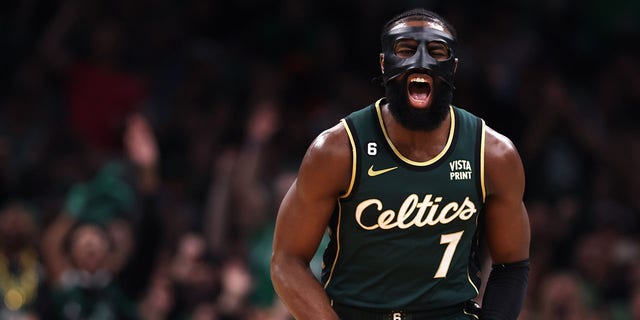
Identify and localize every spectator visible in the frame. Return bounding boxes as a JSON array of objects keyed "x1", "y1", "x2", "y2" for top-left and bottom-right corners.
[
  {"x1": 39, "y1": 0, "x2": 148, "y2": 156},
  {"x1": 41, "y1": 113, "x2": 162, "y2": 319},
  {"x1": 0, "y1": 202, "x2": 48, "y2": 319}
]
